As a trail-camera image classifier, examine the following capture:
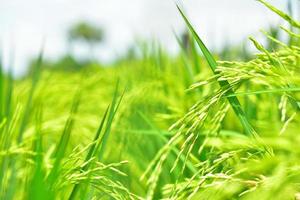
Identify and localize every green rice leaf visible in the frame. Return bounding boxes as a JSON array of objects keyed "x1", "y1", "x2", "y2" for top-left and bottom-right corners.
[{"x1": 177, "y1": 5, "x2": 256, "y2": 136}]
